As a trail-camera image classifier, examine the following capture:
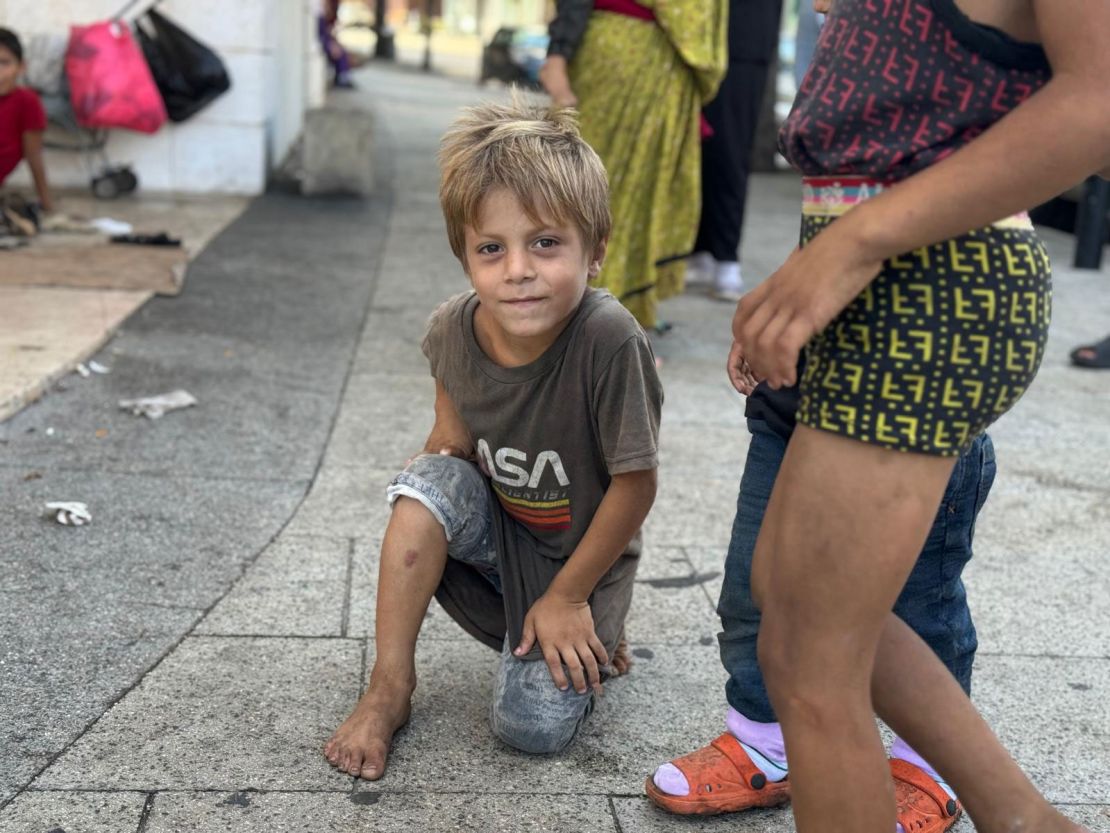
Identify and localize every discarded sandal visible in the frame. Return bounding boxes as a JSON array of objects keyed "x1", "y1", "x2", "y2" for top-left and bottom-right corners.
[
  {"x1": 892, "y1": 758, "x2": 962, "y2": 833},
  {"x1": 1070, "y1": 335, "x2": 1110, "y2": 369},
  {"x1": 644, "y1": 733, "x2": 791, "y2": 816}
]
